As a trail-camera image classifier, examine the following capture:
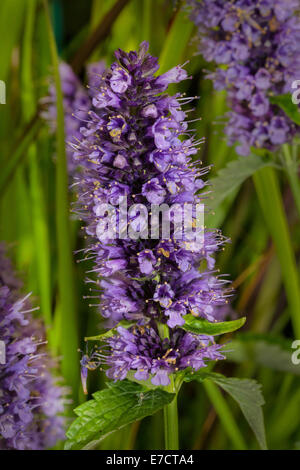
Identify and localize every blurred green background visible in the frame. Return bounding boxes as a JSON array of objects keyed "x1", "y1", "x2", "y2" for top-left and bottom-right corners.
[{"x1": 1, "y1": 0, "x2": 300, "y2": 450}]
